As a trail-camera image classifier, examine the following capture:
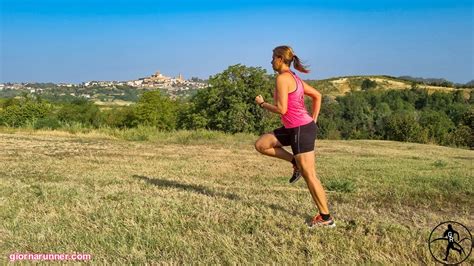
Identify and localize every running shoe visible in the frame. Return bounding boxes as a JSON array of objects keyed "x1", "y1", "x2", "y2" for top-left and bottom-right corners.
[
  {"x1": 289, "y1": 166, "x2": 301, "y2": 184},
  {"x1": 308, "y1": 214, "x2": 336, "y2": 228}
]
